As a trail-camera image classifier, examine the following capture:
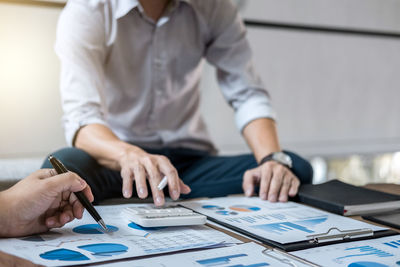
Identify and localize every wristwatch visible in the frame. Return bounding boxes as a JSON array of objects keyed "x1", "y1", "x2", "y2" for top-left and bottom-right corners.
[{"x1": 259, "y1": 152, "x2": 292, "y2": 169}]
